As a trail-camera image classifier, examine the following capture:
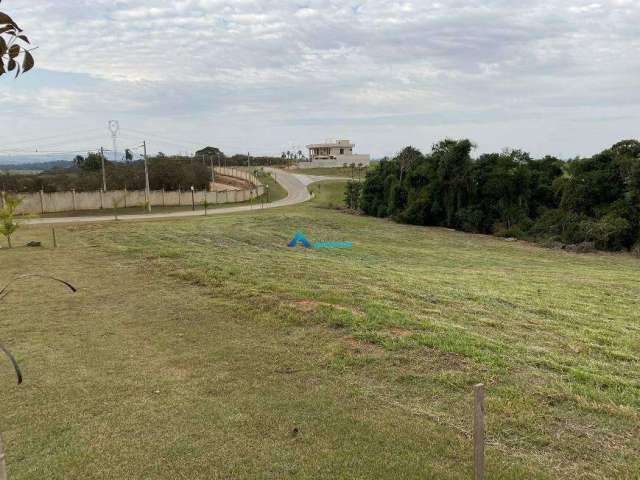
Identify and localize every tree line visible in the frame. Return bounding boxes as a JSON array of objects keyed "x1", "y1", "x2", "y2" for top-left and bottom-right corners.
[
  {"x1": 358, "y1": 139, "x2": 640, "y2": 253},
  {"x1": 0, "y1": 147, "x2": 284, "y2": 193}
]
